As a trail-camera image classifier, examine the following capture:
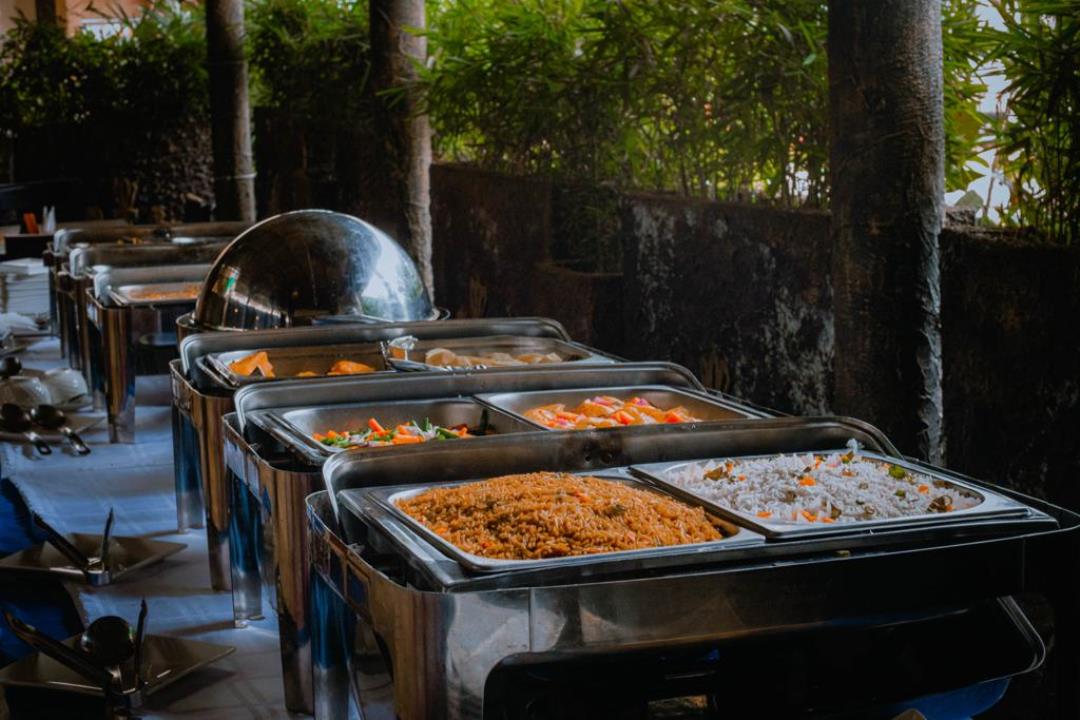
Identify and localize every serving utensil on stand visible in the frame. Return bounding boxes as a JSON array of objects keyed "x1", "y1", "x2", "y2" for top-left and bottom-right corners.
[
  {"x1": 1, "y1": 402, "x2": 51, "y2": 454},
  {"x1": 0, "y1": 600, "x2": 233, "y2": 719},
  {"x1": 0, "y1": 510, "x2": 185, "y2": 586},
  {"x1": 32, "y1": 404, "x2": 91, "y2": 455}
]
